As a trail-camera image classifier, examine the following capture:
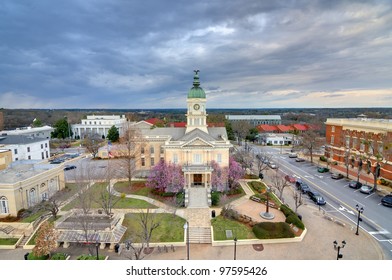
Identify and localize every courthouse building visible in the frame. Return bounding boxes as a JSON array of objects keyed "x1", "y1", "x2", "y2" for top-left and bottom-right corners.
[{"x1": 71, "y1": 115, "x2": 128, "y2": 139}]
